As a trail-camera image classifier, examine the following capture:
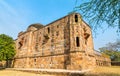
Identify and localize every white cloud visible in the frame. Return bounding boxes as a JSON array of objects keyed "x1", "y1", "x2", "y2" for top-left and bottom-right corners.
[{"x1": 0, "y1": 0, "x2": 18, "y2": 16}]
